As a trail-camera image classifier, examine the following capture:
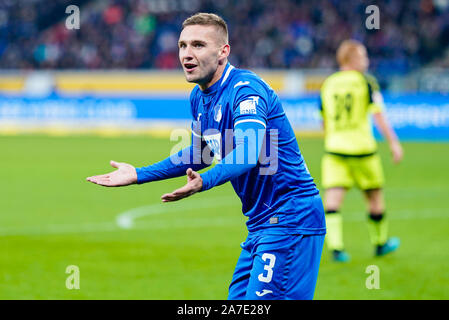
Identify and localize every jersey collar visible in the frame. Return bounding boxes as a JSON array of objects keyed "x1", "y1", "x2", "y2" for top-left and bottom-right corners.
[{"x1": 201, "y1": 63, "x2": 234, "y2": 95}]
